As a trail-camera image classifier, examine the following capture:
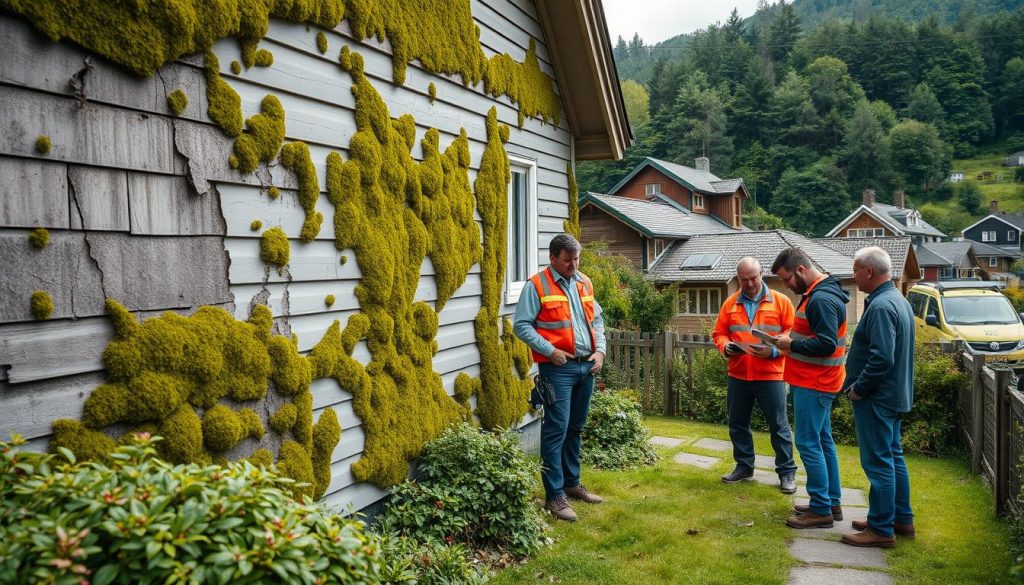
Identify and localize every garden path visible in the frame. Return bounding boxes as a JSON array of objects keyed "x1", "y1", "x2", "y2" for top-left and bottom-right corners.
[{"x1": 652, "y1": 435, "x2": 894, "y2": 585}]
